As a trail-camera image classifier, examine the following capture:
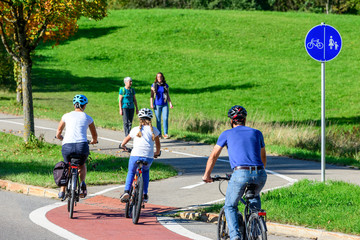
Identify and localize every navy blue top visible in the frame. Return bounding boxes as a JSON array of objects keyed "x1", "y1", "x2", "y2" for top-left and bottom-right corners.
[
  {"x1": 152, "y1": 83, "x2": 169, "y2": 106},
  {"x1": 216, "y1": 125, "x2": 265, "y2": 169}
]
